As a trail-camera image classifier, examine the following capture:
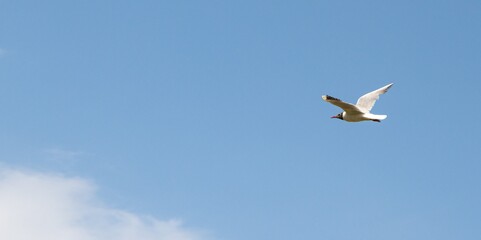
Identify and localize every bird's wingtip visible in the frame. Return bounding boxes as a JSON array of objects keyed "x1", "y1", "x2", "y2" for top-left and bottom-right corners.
[
  {"x1": 382, "y1": 83, "x2": 394, "y2": 91},
  {"x1": 322, "y1": 95, "x2": 341, "y2": 101}
]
